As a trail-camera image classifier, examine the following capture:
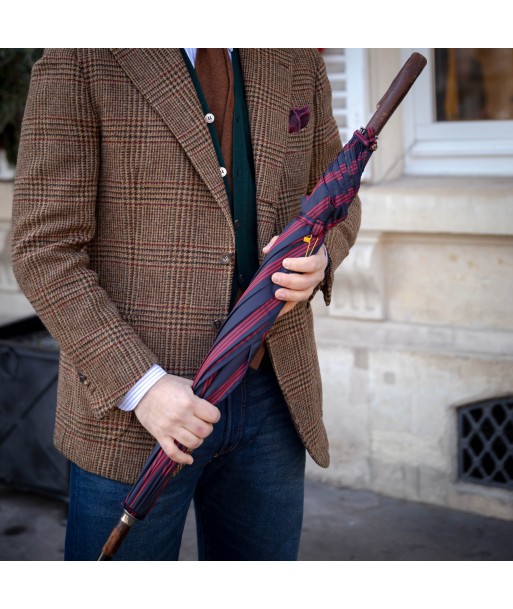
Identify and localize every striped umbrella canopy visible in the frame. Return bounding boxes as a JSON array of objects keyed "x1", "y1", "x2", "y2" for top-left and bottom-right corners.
[{"x1": 98, "y1": 52, "x2": 427, "y2": 560}]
